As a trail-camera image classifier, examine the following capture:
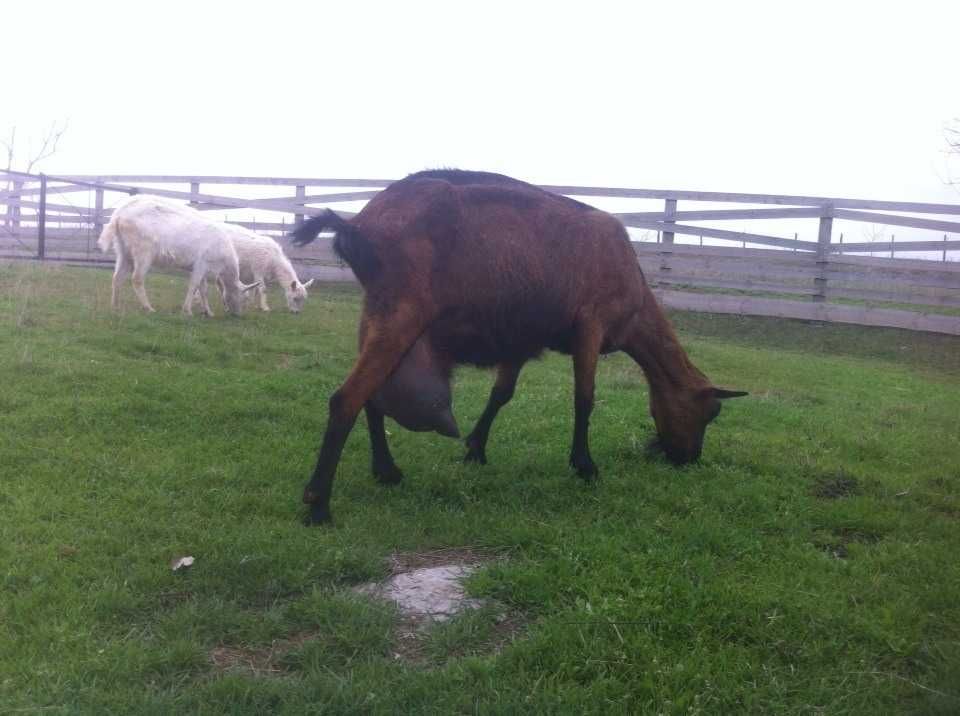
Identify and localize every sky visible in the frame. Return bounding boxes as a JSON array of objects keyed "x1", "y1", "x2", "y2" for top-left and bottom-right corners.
[{"x1": 4, "y1": 0, "x2": 959, "y2": 208}]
